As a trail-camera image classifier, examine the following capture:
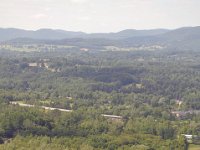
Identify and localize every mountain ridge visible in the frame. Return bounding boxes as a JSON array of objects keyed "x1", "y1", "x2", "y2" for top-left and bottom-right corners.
[
  {"x1": 1, "y1": 26, "x2": 200, "y2": 52},
  {"x1": 0, "y1": 28, "x2": 169, "y2": 41}
]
